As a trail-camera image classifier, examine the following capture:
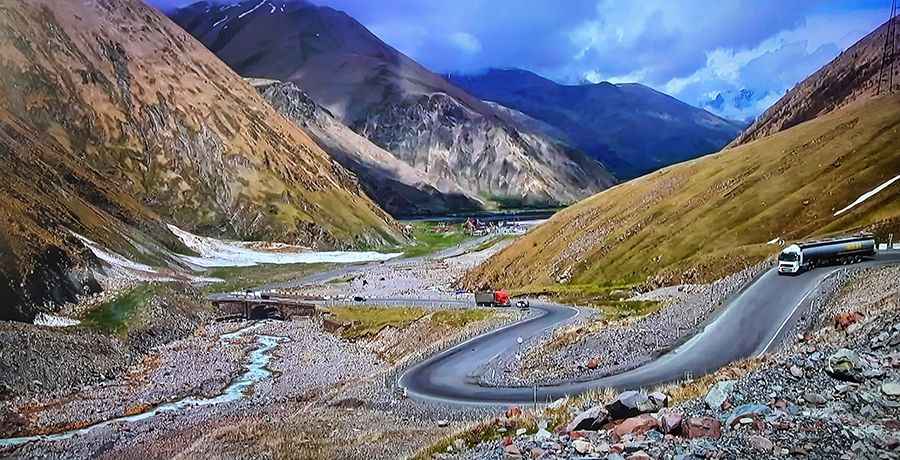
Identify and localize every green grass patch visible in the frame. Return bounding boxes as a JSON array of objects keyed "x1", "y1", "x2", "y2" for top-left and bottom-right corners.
[
  {"x1": 430, "y1": 309, "x2": 495, "y2": 328},
  {"x1": 325, "y1": 306, "x2": 426, "y2": 340},
  {"x1": 201, "y1": 263, "x2": 331, "y2": 294},
  {"x1": 83, "y1": 285, "x2": 156, "y2": 335},
  {"x1": 510, "y1": 283, "x2": 661, "y2": 321},
  {"x1": 401, "y1": 222, "x2": 471, "y2": 258}
]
